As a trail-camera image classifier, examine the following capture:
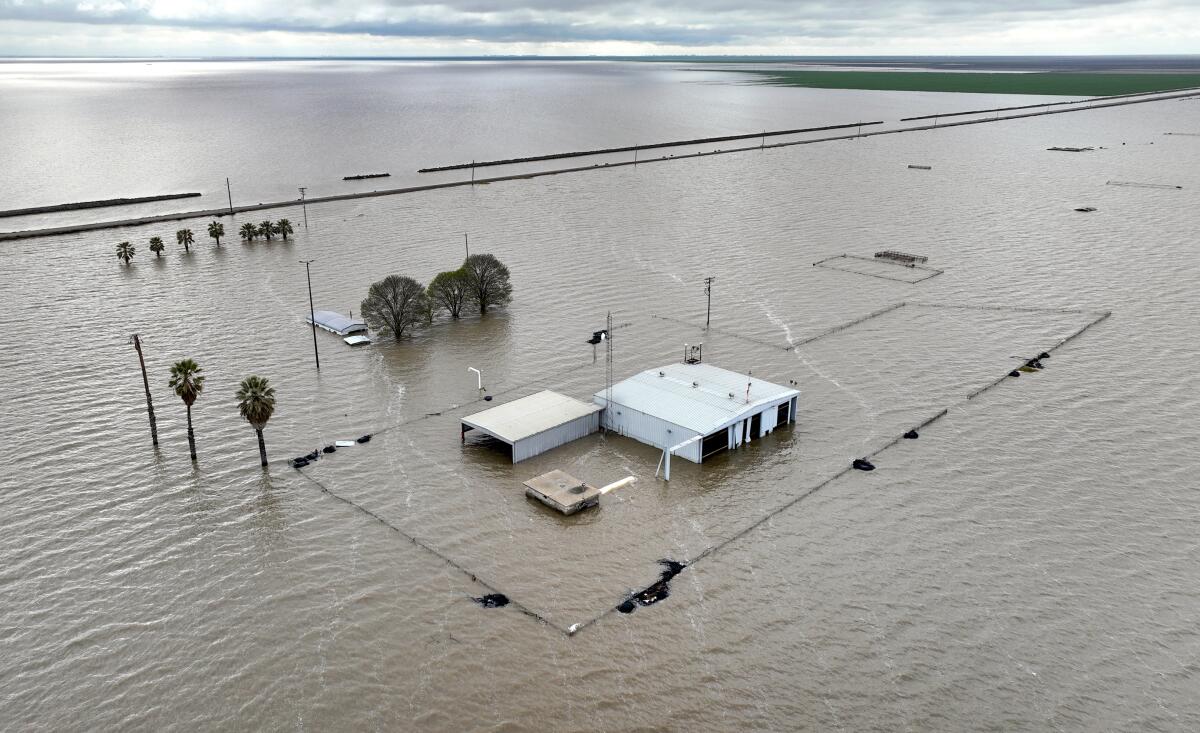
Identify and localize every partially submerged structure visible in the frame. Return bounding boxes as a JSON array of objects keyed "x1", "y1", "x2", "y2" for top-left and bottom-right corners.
[
  {"x1": 594, "y1": 363, "x2": 799, "y2": 478},
  {"x1": 461, "y1": 390, "x2": 603, "y2": 463},
  {"x1": 306, "y1": 310, "x2": 368, "y2": 336}
]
